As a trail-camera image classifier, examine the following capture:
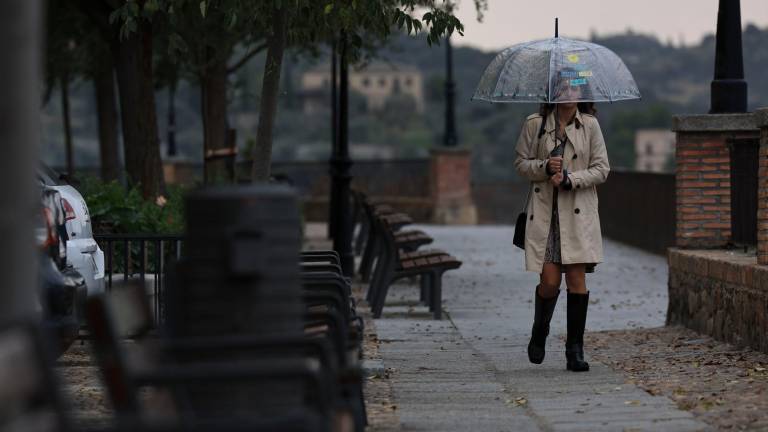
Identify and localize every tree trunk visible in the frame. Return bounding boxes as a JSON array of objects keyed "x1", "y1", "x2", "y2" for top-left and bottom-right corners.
[
  {"x1": 60, "y1": 73, "x2": 74, "y2": 177},
  {"x1": 201, "y1": 57, "x2": 233, "y2": 184},
  {"x1": 94, "y1": 61, "x2": 120, "y2": 182},
  {"x1": 251, "y1": 4, "x2": 288, "y2": 182},
  {"x1": 112, "y1": 20, "x2": 165, "y2": 198},
  {"x1": 167, "y1": 81, "x2": 177, "y2": 157},
  {"x1": 0, "y1": 0, "x2": 42, "y2": 321}
]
